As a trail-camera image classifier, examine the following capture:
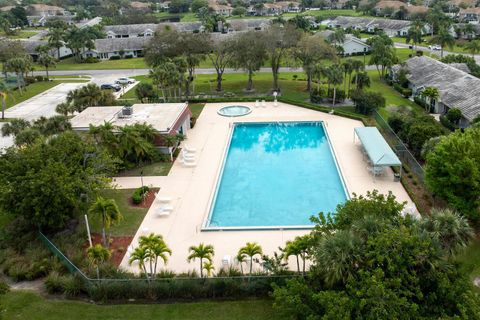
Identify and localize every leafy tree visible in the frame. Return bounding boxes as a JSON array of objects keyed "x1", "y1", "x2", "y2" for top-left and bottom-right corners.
[
  {"x1": 231, "y1": 7, "x2": 247, "y2": 16},
  {"x1": 293, "y1": 34, "x2": 336, "y2": 92},
  {"x1": 0, "y1": 132, "x2": 114, "y2": 231},
  {"x1": 464, "y1": 40, "x2": 480, "y2": 58},
  {"x1": 191, "y1": 0, "x2": 209, "y2": 12},
  {"x1": 168, "y1": 0, "x2": 190, "y2": 13},
  {"x1": 187, "y1": 243, "x2": 214, "y2": 278},
  {"x1": 87, "y1": 244, "x2": 111, "y2": 279},
  {"x1": 88, "y1": 197, "x2": 123, "y2": 247},
  {"x1": 0, "y1": 80, "x2": 12, "y2": 119},
  {"x1": 431, "y1": 27, "x2": 455, "y2": 58},
  {"x1": 446, "y1": 108, "x2": 462, "y2": 125},
  {"x1": 368, "y1": 34, "x2": 398, "y2": 78},
  {"x1": 230, "y1": 31, "x2": 267, "y2": 91},
  {"x1": 351, "y1": 90, "x2": 385, "y2": 115},
  {"x1": 264, "y1": 24, "x2": 301, "y2": 91},
  {"x1": 37, "y1": 53, "x2": 56, "y2": 80},
  {"x1": 208, "y1": 37, "x2": 235, "y2": 92},
  {"x1": 135, "y1": 82, "x2": 156, "y2": 103},
  {"x1": 238, "y1": 242, "x2": 263, "y2": 275},
  {"x1": 138, "y1": 233, "x2": 172, "y2": 278},
  {"x1": 425, "y1": 127, "x2": 480, "y2": 220}
]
